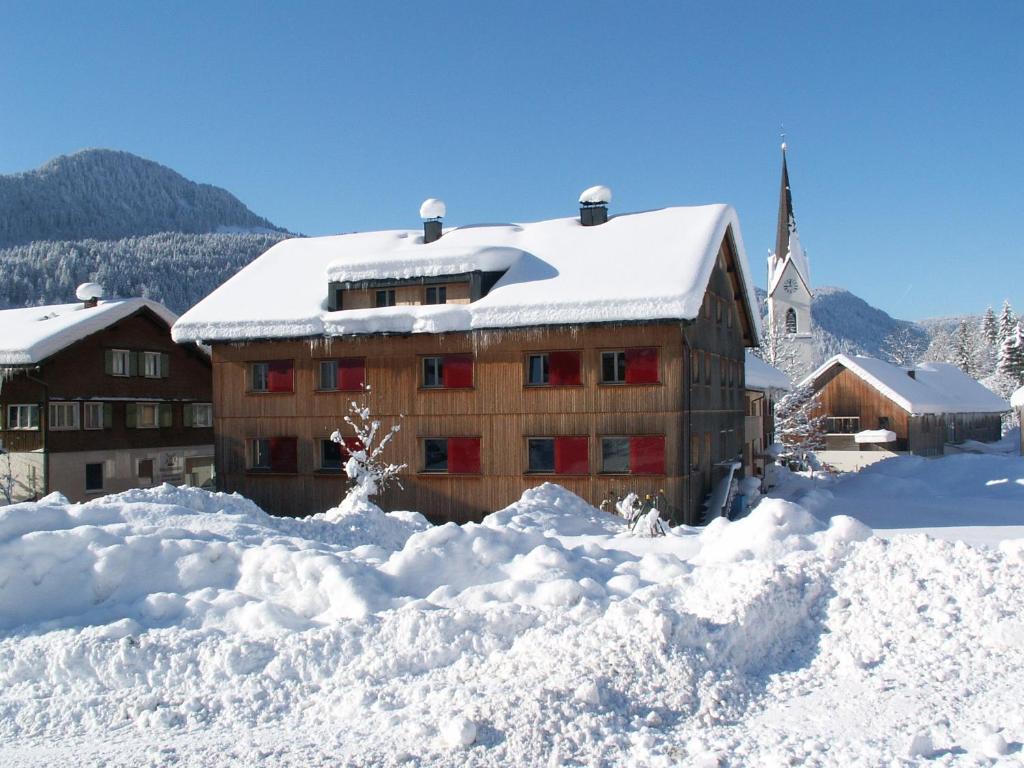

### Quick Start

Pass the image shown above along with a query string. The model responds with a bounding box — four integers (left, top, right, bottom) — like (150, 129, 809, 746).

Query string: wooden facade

(0, 307, 214, 501)
(810, 364, 1002, 459)
(211, 236, 754, 525)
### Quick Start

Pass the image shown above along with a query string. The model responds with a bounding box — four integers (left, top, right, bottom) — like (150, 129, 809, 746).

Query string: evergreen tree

(982, 306, 998, 348)
(997, 322, 1024, 386)
(775, 382, 828, 465)
(954, 320, 978, 376)
(998, 300, 1017, 346)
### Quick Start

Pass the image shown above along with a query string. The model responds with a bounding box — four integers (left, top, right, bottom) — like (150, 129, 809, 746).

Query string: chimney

(75, 282, 104, 309)
(419, 198, 446, 244)
(579, 185, 612, 226)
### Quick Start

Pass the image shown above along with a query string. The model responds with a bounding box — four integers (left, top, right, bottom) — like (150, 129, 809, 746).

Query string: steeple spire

(775, 141, 795, 263)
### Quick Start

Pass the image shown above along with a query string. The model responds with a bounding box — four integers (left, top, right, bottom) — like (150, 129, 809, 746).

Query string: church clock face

(782, 277, 799, 294)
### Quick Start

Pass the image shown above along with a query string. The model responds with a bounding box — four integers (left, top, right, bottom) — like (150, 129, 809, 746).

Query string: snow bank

(1, 481, 1023, 765)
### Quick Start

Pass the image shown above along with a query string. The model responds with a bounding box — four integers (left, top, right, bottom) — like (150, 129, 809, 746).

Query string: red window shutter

(548, 351, 581, 386)
(338, 358, 365, 390)
(269, 437, 298, 473)
(625, 348, 659, 384)
(447, 437, 481, 473)
(554, 437, 589, 474)
(442, 355, 474, 388)
(630, 436, 665, 475)
(267, 361, 294, 392)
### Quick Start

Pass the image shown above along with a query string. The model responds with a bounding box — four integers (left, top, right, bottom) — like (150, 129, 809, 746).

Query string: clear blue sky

(2, 1, 1021, 320)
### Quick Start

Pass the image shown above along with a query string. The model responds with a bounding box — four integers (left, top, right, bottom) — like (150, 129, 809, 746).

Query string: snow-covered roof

(804, 355, 1009, 415)
(172, 205, 760, 344)
(1011, 386, 1024, 409)
(744, 350, 792, 392)
(0, 299, 177, 366)
(854, 429, 897, 444)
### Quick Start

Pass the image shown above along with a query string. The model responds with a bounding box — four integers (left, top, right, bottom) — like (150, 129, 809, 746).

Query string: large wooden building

(0, 291, 214, 502)
(804, 354, 1008, 471)
(173, 194, 762, 525)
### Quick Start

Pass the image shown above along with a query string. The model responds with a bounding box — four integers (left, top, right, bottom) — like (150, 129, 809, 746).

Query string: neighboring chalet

(1013, 387, 1024, 456)
(0, 286, 215, 502)
(743, 350, 790, 487)
(172, 191, 763, 525)
(804, 354, 1008, 471)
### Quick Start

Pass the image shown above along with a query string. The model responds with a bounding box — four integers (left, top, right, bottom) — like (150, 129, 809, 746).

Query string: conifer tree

(998, 322, 1024, 386)
(982, 306, 998, 348)
(954, 320, 978, 376)
(998, 300, 1017, 346)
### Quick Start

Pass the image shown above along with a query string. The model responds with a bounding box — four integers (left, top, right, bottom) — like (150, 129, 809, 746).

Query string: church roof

(767, 144, 811, 294)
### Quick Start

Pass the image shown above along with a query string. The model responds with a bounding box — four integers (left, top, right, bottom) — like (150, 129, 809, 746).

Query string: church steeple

(775, 142, 794, 263)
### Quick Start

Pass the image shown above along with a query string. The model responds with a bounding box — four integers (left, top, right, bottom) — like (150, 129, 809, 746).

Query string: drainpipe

(23, 369, 49, 498)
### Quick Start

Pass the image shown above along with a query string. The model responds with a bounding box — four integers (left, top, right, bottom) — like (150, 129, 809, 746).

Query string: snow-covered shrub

(325, 387, 405, 522)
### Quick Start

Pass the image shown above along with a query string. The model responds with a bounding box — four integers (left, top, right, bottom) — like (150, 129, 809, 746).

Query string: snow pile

(854, 428, 896, 444)
(1, 480, 1023, 765)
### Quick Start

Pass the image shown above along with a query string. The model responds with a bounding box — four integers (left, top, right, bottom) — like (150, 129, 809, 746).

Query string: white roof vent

(419, 198, 446, 220)
(579, 185, 612, 205)
(76, 282, 104, 307)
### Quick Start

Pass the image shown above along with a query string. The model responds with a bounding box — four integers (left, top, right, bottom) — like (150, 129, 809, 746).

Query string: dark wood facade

(810, 364, 1002, 457)
(0, 308, 214, 501)
(211, 236, 754, 525)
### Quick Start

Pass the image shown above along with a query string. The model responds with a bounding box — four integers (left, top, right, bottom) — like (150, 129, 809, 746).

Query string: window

(249, 437, 298, 473)
(422, 355, 473, 389)
(425, 286, 447, 305)
(85, 463, 104, 492)
(83, 402, 107, 430)
(785, 308, 797, 334)
(109, 349, 131, 377)
(527, 437, 589, 474)
(375, 289, 396, 308)
(138, 459, 154, 485)
(250, 361, 293, 393)
(600, 436, 665, 475)
(691, 350, 700, 383)
(6, 404, 39, 430)
(716, 297, 723, 324)
(600, 348, 659, 385)
(320, 439, 344, 471)
(526, 351, 581, 386)
(878, 416, 891, 429)
(690, 434, 701, 470)
(188, 403, 213, 428)
(704, 352, 712, 384)
(318, 358, 365, 391)
(826, 416, 860, 434)
(137, 403, 159, 429)
(422, 437, 481, 474)
(49, 402, 79, 431)
(143, 351, 167, 378)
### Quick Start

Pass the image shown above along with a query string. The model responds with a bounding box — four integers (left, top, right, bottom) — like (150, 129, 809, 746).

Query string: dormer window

(425, 286, 447, 305)
(375, 289, 396, 308)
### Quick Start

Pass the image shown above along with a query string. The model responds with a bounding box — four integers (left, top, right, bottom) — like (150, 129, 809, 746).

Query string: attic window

(375, 289, 396, 308)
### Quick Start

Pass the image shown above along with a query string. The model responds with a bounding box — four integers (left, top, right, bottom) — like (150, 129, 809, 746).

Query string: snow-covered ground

(1, 453, 1023, 766)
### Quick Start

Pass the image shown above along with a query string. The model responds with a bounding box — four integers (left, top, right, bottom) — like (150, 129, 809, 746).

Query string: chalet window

(716, 297, 723, 324)
(826, 416, 860, 434)
(250, 361, 293, 393)
(249, 437, 298, 473)
(7, 404, 39, 430)
(319, 358, 365, 391)
(600, 436, 665, 475)
(425, 286, 447, 305)
(85, 462, 104, 492)
(138, 459, 154, 486)
(703, 352, 712, 384)
(422, 437, 481, 474)
(785, 308, 797, 334)
(422, 355, 473, 389)
(527, 437, 589, 474)
(691, 350, 700, 383)
(186, 403, 213, 428)
(127, 402, 172, 429)
(83, 402, 109, 430)
(320, 439, 344, 472)
(600, 348, 659, 385)
(375, 289, 396, 308)
(526, 351, 581, 386)
(48, 402, 80, 431)
(109, 349, 131, 377)
(143, 351, 168, 378)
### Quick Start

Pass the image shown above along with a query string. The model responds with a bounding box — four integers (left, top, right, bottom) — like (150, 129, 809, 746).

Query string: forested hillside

(0, 149, 286, 247)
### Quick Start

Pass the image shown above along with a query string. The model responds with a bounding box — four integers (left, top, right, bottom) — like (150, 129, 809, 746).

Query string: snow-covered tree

(998, 301, 1017, 347)
(775, 382, 828, 465)
(881, 325, 926, 367)
(982, 307, 998, 348)
(753, 316, 804, 380)
(325, 387, 405, 521)
(954, 320, 980, 376)
(997, 322, 1024, 386)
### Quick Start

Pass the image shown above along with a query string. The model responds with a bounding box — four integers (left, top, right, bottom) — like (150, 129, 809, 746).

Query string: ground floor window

(137, 458, 154, 485)
(526, 437, 589, 474)
(85, 462, 104, 491)
(422, 437, 481, 474)
(249, 437, 298, 473)
(600, 436, 665, 475)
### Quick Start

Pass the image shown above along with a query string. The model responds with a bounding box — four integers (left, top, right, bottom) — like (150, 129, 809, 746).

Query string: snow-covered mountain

(0, 150, 291, 313)
(0, 149, 287, 247)
(757, 285, 930, 364)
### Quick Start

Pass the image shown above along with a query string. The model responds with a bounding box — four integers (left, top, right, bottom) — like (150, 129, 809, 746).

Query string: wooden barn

(803, 354, 1008, 471)
(172, 192, 763, 525)
(0, 289, 214, 502)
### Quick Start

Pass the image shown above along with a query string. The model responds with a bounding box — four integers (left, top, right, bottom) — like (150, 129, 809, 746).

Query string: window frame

(599, 435, 666, 475)
(142, 351, 162, 378)
(249, 360, 294, 393)
(317, 358, 365, 392)
(526, 353, 550, 386)
(191, 403, 213, 428)
(424, 286, 447, 305)
(526, 436, 589, 475)
(319, 437, 346, 472)
(48, 401, 80, 431)
(137, 403, 159, 429)
(421, 354, 473, 390)
(421, 437, 481, 475)
(250, 438, 271, 470)
(600, 350, 627, 385)
(6, 404, 40, 431)
(785, 308, 798, 334)
(110, 349, 131, 377)
(826, 416, 861, 434)
(83, 402, 105, 430)
(375, 288, 397, 308)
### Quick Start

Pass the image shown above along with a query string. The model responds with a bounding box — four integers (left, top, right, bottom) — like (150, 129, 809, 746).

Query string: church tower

(766, 142, 814, 372)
